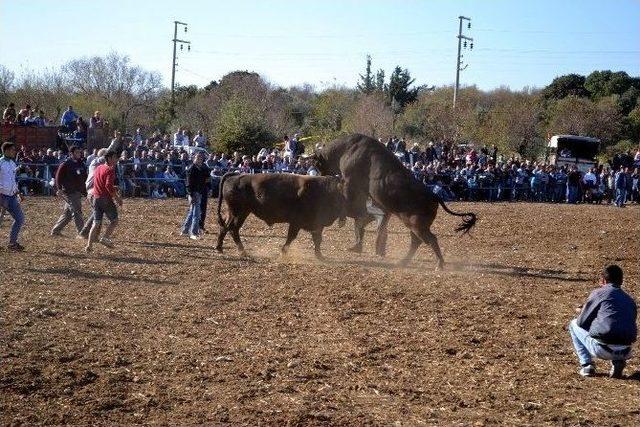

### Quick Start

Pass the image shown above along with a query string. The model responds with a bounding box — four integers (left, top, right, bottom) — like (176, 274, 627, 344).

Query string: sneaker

(579, 364, 596, 377)
(85, 245, 92, 253)
(610, 360, 626, 379)
(189, 234, 198, 240)
(180, 231, 189, 237)
(7, 242, 25, 251)
(99, 237, 114, 248)
(50, 230, 62, 237)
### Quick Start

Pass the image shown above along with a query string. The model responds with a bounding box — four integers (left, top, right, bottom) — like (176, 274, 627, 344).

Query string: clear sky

(1, 0, 639, 91)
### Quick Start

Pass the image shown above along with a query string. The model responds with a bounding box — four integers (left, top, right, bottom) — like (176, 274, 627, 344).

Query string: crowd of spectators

(8, 125, 640, 206)
(3, 103, 109, 148)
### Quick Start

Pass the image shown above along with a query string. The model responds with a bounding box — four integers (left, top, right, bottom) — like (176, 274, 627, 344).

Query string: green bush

(214, 97, 276, 154)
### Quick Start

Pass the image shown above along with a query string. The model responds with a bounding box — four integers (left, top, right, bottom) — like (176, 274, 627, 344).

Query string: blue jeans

(568, 319, 631, 366)
(0, 194, 24, 244)
(567, 185, 579, 204)
(182, 192, 202, 235)
(615, 189, 627, 207)
(554, 185, 565, 203)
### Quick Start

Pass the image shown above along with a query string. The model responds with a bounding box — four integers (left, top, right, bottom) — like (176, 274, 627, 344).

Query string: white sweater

(0, 157, 18, 196)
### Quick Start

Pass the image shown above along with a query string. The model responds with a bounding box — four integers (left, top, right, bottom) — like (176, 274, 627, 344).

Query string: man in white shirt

(173, 127, 185, 147)
(583, 168, 597, 189)
(0, 142, 25, 250)
(133, 128, 144, 147)
(193, 130, 207, 148)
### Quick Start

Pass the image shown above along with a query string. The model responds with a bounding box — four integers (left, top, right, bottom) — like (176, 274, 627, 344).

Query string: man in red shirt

(85, 151, 122, 252)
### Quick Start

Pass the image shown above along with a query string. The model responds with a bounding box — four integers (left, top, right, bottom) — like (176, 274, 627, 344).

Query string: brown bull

(215, 172, 346, 259)
(312, 133, 477, 270)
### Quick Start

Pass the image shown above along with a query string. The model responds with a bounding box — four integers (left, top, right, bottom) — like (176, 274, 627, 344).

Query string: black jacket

(55, 158, 88, 195)
(186, 163, 210, 195)
(577, 284, 637, 345)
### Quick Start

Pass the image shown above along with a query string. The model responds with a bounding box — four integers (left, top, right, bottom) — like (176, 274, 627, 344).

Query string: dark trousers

(199, 189, 209, 229)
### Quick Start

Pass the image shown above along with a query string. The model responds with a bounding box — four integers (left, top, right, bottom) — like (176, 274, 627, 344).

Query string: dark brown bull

(215, 172, 346, 260)
(312, 133, 476, 270)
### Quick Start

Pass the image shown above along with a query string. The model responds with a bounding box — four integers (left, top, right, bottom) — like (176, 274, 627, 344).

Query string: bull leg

(349, 214, 375, 253)
(374, 213, 390, 258)
(230, 213, 248, 257)
(419, 229, 445, 270)
(215, 227, 228, 253)
(281, 225, 300, 256)
(398, 232, 421, 267)
(311, 229, 325, 261)
(401, 216, 445, 270)
(215, 213, 233, 253)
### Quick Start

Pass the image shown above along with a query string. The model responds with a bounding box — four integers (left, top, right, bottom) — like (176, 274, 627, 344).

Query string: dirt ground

(0, 198, 638, 426)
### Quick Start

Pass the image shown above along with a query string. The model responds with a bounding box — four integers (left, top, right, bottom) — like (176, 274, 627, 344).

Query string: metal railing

(13, 161, 636, 204)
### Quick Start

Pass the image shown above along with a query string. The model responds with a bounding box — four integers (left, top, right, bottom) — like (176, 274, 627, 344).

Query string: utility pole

(171, 20, 191, 115)
(453, 16, 473, 109)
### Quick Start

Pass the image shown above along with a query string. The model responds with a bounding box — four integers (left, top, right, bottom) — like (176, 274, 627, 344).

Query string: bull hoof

(239, 250, 249, 258)
(314, 253, 327, 262)
(375, 249, 386, 258)
(435, 262, 445, 271)
(347, 245, 363, 253)
(215, 246, 223, 253)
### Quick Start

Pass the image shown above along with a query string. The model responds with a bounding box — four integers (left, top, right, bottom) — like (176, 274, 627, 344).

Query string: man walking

(51, 146, 88, 236)
(85, 151, 122, 252)
(79, 148, 107, 238)
(569, 265, 637, 378)
(0, 142, 25, 251)
(181, 152, 209, 239)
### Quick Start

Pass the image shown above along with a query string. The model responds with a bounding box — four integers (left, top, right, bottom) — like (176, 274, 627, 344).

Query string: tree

(375, 69, 385, 92)
(547, 96, 623, 145)
(0, 65, 15, 107)
(63, 52, 162, 130)
(357, 55, 375, 94)
(397, 88, 458, 144)
(585, 70, 635, 100)
(310, 88, 357, 140)
(387, 66, 419, 110)
(214, 97, 276, 154)
(542, 74, 589, 100)
(345, 93, 394, 139)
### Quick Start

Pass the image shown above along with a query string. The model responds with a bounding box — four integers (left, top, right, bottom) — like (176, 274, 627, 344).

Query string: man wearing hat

(569, 265, 637, 378)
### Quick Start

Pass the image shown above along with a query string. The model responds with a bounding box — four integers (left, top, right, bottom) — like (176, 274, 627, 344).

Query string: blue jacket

(60, 110, 78, 125)
(577, 284, 637, 345)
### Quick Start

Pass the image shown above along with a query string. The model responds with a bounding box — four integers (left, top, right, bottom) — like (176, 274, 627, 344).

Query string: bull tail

(217, 172, 239, 227)
(437, 197, 477, 234)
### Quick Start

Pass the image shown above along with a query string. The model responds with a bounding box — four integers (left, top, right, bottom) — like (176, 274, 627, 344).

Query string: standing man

(60, 105, 78, 132)
(614, 166, 628, 208)
(568, 265, 637, 378)
(0, 142, 25, 251)
(51, 146, 88, 236)
(181, 152, 209, 239)
(85, 151, 122, 252)
(566, 165, 581, 204)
